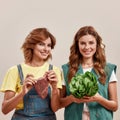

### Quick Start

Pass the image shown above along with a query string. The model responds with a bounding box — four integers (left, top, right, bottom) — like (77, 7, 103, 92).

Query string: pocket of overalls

(24, 87, 52, 116)
(23, 94, 50, 116)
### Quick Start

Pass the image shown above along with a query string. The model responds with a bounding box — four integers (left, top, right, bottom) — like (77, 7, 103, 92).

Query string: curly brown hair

(68, 26, 106, 84)
(21, 28, 56, 63)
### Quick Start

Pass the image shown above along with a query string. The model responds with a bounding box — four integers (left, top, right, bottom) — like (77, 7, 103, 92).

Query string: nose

(43, 45, 49, 51)
(85, 43, 89, 49)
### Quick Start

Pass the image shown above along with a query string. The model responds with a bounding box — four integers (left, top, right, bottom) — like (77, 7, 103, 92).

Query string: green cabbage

(69, 71, 98, 98)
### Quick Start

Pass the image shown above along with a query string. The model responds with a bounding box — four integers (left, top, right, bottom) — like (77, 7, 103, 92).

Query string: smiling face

(33, 37, 52, 61)
(22, 28, 56, 64)
(78, 34, 97, 60)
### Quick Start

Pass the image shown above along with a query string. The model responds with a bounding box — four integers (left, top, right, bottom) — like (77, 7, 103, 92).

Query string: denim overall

(11, 64, 56, 120)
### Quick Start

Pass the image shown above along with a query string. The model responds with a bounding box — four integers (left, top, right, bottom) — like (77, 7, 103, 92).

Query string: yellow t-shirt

(0, 62, 62, 110)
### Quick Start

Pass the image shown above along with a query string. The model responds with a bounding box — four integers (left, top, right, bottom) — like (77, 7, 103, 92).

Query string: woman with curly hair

(0, 28, 62, 120)
(60, 26, 118, 120)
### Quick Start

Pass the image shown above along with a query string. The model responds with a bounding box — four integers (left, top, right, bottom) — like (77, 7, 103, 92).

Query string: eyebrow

(39, 41, 52, 45)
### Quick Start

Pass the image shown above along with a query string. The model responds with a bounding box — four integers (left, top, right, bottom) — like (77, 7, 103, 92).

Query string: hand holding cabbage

(69, 71, 98, 98)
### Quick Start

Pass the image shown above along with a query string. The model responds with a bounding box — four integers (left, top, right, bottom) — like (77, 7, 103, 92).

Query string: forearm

(2, 92, 24, 114)
(59, 95, 74, 108)
(97, 96, 118, 111)
(51, 88, 60, 112)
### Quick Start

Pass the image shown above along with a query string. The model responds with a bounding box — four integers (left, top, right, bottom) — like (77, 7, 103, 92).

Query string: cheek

(49, 47, 52, 50)
(78, 45, 84, 52)
(34, 45, 41, 50)
(92, 46, 97, 54)
(93, 45, 97, 51)
(79, 47, 84, 55)
(47, 47, 52, 52)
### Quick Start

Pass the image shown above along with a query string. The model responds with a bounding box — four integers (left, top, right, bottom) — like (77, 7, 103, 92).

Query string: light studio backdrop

(0, 0, 120, 120)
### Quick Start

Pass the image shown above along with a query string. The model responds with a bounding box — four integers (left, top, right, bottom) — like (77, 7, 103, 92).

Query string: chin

(83, 56, 92, 59)
(42, 56, 49, 60)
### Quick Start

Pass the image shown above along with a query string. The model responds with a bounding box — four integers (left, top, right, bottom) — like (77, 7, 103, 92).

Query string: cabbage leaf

(69, 71, 98, 98)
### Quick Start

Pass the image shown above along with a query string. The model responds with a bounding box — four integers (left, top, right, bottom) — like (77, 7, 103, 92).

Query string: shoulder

(52, 65, 61, 71)
(49, 64, 61, 75)
(7, 65, 18, 74)
(106, 62, 117, 67)
(105, 62, 117, 73)
(61, 63, 70, 77)
(62, 63, 69, 69)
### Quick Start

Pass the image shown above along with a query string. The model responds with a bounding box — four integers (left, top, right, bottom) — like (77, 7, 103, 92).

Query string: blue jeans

(11, 87, 56, 120)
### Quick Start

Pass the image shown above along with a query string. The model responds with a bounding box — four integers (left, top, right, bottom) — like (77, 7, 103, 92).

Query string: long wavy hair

(68, 26, 106, 84)
(21, 28, 56, 63)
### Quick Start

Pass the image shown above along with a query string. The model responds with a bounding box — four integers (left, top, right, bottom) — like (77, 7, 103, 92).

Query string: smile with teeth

(41, 52, 48, 56)
(84, 51, 91, 54)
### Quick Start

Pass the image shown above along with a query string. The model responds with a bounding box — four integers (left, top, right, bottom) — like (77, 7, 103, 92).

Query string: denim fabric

(11, 64, 56, 120)
(11, 87, 56, 120)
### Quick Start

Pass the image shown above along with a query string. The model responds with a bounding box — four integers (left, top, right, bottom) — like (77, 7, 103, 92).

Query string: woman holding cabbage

(59, 26, 118, 120)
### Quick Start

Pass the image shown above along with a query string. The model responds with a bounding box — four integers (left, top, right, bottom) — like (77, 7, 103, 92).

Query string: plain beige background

(0, 0, 119, 120)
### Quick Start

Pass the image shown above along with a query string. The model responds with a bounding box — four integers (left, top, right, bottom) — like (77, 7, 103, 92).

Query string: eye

(48, 44, 52, 48)
(38, 42, 44, 46)
(79, 41, 85, 45)
(89, 41, 95, 45)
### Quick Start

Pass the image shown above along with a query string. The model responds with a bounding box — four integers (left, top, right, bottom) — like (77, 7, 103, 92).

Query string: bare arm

(85, 82, 118, 111)
(97, 82, 118, 111)
(2, 90, 24, 114)
(51, 88, 60, 112)
(58, 78, 118, 111)
(2, 74, 36, 114)
(51, 86, 75, 111)
(59, 86, 74, 108)
(46, 70, 78, 112)
(47, 70, 60, 112)
(59, 86, 90, 108)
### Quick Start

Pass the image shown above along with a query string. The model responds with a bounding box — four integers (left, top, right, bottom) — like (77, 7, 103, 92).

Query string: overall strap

(49, 64, 53, 70)
(17, 64, 52, 85)
(17, 64, 24, 85)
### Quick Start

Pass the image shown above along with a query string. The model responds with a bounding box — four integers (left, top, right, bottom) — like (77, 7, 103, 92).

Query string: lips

(84, 51, 91, 55)
(40, 52, 49, 56)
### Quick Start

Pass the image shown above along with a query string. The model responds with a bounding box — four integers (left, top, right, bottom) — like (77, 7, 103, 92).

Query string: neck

(27, 60, 45, 67)
(82, 59, 93, 68)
